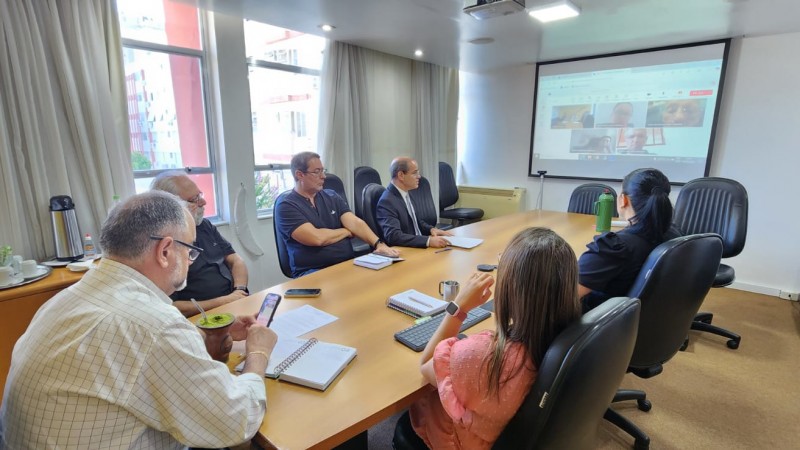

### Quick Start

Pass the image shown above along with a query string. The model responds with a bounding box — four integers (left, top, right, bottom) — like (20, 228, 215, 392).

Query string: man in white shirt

(376, 157, 453, 248)
(0, 191, 277, 449)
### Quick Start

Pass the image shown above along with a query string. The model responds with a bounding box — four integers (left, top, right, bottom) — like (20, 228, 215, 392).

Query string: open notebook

(237, 336, 357, 391)
(387, 289, 447, 318)
(444, 237, 483, 249)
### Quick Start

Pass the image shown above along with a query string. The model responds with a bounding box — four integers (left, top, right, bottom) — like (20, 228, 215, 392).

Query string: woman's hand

(453, 272, 495, 312)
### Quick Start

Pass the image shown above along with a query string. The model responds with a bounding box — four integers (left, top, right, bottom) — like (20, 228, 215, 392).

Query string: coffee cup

(21, 260, 38, 278)
(196, 312, 235, 363)
(439, 280, 460, 302)
(0, 266, 15, 285)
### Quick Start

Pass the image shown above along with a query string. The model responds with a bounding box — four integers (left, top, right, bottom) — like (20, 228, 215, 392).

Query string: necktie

(405, 195, 422, 236)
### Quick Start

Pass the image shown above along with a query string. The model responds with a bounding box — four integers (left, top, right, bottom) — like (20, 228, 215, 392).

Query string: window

(117, 0, 218, 218)
(245, 20, 325, 213)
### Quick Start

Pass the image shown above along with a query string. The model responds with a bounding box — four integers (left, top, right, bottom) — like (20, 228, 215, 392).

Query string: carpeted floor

(365, 288, 800, 449)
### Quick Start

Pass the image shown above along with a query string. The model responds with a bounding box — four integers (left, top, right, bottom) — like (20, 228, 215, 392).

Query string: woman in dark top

(578, 168, 680, 311)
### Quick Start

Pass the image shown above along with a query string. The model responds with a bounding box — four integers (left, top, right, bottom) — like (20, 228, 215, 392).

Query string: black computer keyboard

(394, 308, 492, 352)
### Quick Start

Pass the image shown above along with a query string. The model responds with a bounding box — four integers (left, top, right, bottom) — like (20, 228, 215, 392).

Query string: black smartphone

(284, 288, 322, 298)
(256, 293, 282, 327)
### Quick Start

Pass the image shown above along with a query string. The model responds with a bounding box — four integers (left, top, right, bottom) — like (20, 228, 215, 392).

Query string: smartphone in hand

(256, 293, 282, 327)
(284, 288, 322, 298)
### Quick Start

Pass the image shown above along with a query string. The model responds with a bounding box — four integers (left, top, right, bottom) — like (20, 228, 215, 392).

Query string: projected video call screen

(529, 40, 730, 184)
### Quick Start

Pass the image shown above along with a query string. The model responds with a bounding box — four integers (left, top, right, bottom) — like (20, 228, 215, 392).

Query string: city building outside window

(117, 0, 218, 218)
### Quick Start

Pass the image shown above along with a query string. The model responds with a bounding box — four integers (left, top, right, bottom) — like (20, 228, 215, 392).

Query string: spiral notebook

(387, 289, 447, 318)
(237, 336, 357, 391)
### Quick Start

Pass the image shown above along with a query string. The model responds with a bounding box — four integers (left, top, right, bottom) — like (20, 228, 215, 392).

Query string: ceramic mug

(21, 260, 38, 278)
(0, 266, 15, 285)
(439, 280, 460, 302)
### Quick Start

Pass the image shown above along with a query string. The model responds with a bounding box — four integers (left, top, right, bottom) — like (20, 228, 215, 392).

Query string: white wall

(460, 32, 800, 296)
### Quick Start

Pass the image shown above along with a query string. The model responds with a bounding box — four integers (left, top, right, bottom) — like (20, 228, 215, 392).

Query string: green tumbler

(595, 190, 614, 232)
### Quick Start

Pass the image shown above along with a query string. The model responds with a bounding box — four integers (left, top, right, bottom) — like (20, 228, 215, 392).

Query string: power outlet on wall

(778, 290, 799, 301)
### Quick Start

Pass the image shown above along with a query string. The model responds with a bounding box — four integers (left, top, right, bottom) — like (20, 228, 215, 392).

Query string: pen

(435, 247, 452, 254)
(408, 296, 433, 308)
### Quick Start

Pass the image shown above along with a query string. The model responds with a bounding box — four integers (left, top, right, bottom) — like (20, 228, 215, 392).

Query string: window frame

(247, 48, 323, 215)
(120, 9, 221, 219)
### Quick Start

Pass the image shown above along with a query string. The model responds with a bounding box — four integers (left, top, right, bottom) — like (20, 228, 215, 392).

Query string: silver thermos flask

(50, 195, 84, 261)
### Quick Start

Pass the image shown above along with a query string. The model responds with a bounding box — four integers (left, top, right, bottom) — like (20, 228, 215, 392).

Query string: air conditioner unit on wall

(463, 0, 526, 20)
(455, 186, 526, 220)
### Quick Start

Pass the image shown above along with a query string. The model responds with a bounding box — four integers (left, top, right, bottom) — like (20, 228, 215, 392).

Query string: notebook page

(235, 335, 307, 378)
(279, 341, 357, 391)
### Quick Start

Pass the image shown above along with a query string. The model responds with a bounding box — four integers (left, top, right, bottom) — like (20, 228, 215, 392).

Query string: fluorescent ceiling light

(528, 0, 580, 23)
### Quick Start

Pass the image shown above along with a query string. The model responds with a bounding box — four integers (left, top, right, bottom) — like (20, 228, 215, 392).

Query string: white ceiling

(202, 0, 800, 72)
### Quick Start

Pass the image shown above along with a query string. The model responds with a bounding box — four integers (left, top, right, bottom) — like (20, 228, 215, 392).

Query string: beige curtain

(0, 0, 133, 260)
(317, 41, 371, 206)
(412, 61, 459, 208)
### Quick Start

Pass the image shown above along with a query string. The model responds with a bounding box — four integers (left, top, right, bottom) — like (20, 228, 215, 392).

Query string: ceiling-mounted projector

(464, 0, 526, 20)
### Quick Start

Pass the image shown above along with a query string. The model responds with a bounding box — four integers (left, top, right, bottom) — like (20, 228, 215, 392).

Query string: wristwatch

(234, 285, 249, 295)
(373, 238, 384, 248)
(445, 302, 467, 321)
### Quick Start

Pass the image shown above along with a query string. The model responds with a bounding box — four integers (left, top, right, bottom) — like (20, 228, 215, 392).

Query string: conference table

(207, 210, 600, 450)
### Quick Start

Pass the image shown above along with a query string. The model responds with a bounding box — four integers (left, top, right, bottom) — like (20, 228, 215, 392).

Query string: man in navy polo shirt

(151, 171, 251, 316)
(276, 152, 399, 278)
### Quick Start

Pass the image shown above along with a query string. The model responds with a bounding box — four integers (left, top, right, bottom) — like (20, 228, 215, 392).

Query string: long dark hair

(622, 168, 673, 242)
(485, 228, 581, 395)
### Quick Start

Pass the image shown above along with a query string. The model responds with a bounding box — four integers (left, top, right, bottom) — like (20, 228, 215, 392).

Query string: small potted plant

(0, 245, 12, 267)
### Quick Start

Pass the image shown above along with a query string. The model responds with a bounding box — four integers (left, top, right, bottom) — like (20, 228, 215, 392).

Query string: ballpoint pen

(435, 247, 453, 254)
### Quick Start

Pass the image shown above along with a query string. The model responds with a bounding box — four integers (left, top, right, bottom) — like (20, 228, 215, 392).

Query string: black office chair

(568, 183, 619, 217)
(604, 234, 723, 450)
(438, 161, 483, 227)
(324, 172, 371, 256)
(323, 173, 348, 202)
(272, 191, 293, 278)
(354, 166, 382, 220)
(410, 176, 452, 231)
(392, 297, 640, 450)
(673, 177, 748, 349)
(361, 183, 386, 240)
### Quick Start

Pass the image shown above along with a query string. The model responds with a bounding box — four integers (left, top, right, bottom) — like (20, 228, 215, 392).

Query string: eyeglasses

(405, 170, 421, 178)
(186, 192, 204, 205)
(304, 168, 328, 176)
(149, 235, 204, 261)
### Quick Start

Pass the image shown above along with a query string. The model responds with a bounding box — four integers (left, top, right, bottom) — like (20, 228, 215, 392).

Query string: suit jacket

(376, 184, 435, 248)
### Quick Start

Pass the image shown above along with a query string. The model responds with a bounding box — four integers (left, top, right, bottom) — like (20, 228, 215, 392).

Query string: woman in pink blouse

(394, 227, 582, 449)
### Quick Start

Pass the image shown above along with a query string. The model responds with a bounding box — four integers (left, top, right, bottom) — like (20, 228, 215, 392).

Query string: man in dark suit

(376, 157, 453, 248)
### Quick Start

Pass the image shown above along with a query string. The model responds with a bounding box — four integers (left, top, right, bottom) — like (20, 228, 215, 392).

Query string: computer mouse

(477, 264, 497, 272)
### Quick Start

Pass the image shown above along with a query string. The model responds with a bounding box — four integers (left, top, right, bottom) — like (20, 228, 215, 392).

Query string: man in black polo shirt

(275, 152, 399, 278)
(151, 171, 250, 316)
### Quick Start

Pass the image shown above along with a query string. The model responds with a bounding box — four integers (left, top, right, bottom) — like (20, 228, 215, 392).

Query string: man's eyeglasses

(149, 235, 203, 261)
(304, 168, 328, 176)
(405, 170, 421, 178)
(186, 192, 204, 205)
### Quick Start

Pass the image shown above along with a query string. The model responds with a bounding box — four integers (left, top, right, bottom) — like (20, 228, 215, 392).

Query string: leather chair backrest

(626, 233, 723, 371)
(361, 183, 386, 239)
(494, 297, 641, 450)
(354, 166, 382, 218)
(322, 173, 348, 207)
(410, 176, 439, 227)
(272, 190, 293, 278)
(438, 161, 460, 211)
(568, 183, 618, 217)
(673, 177, 748, 258)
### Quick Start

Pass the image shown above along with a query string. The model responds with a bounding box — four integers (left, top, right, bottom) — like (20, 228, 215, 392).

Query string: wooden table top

(0, 266, 84, 303)
(202, 210, 600, 450)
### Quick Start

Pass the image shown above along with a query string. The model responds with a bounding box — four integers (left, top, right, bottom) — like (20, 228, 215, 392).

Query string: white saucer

(23, 266, 49, 280)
